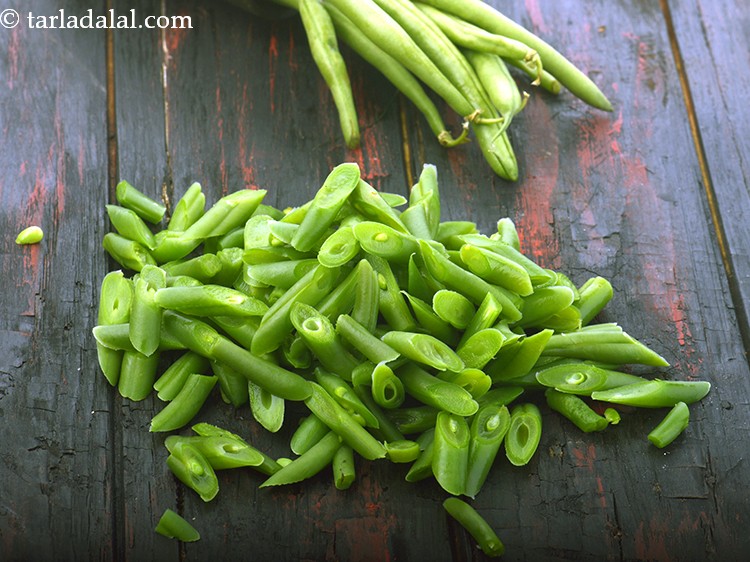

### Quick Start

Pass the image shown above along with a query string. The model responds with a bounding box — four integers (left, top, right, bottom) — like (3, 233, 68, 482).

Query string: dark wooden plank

(400, 0, 750, 560)
(0, 1, 113, 559)
(111, 0, 180, 560)
(667, 0, 750, 354)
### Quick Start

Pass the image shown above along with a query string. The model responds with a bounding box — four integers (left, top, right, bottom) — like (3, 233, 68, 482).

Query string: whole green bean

(300, 0, 360, 148)
(419, 0, 612, 111)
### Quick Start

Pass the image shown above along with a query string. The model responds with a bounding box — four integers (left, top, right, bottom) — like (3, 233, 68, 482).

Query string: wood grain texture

(0, 0, 112, 559)
(1, 0, 749, 560)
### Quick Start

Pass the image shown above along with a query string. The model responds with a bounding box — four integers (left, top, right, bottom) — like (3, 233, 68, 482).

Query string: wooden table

(2, 1, 748, 560)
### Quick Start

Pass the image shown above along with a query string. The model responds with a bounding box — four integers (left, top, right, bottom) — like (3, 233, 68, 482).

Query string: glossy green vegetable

(591, 380, 711, 408)
(15, 225, 44, 245)
(505, 403, 542, 466)
(648, 402, 690, 448)
(432, 411, 469, 496)
(545, 389, 608, 433)
(155, 509, 200, 542)
(150, 374, 218, 432)
(443, 497, 505, 557)
(116, 180, 166, 224)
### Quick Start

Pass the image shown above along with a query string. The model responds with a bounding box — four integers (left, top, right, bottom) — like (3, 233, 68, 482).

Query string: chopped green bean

(443, 497, 505, 557)
(648, 402, 690, 448)
(155, 508, 200, 542)
(505, 403, 542, 467)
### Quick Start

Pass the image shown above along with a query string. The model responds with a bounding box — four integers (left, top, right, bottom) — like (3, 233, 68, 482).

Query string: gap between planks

(660, 0, 750, 363)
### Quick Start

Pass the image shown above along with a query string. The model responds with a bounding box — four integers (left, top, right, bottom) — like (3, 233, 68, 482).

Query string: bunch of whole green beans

(94, 164, 709, 553)
(227, 0, 612, 180)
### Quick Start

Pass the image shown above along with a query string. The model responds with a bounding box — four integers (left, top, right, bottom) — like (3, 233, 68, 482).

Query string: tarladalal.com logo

(0, 8, 192, 29)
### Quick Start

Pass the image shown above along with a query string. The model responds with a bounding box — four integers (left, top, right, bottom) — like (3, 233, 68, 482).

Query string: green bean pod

(591, 380, 711, 408)
(191, 423, 281, 474)
(386, 405, 439, 435)
(260, 431, 342, 487)
(248, 380, 285, 433)
(398, 363, 478, 417)
(465, 403, 511, 498)
(354, 221, 419, 263)
(245, 259, 319, 290)
(251, 264, 340, 356)
(154, 351, 211, 401)
(366, 254, 418, 331)
(161, 254, 222, 284)
(155, 509, 200, 542)
(211, 360, 250, 408)
(336, 314, 400, 364)
(118, 350, 160, 401)
(106, 205, 156, 250)
(432, 411, 470, 496)
(165, 440, 219, 502)
(332, 444, 357, 489)
(349, 179, 409, 233)
(96, 271, 133, 386)
(150, 374, 218, 432)
(405, 428, 435, 482)
(155, 285, 268, 317)
(182, 189, 267, 242)
(351, 258, 380, 333)
(516, 286, 576, 329)
(163, 311, 313, 401)
(458, 293, 503, 347)
(102, 232, 156, 272)
(456, 328, 505, 370)
(484, 329, 553, 382)
(476, 386, 525, 410)
(419, 240, 522, 321)
(384, 439, 421, 463)
(382, 331, 464, 372)
(438, 368, 491, 399)
(442, 497, 505, 557)
(129, 264, 167, 355)
(371, 361, 406, 409)
(116, 180, 166, 224)
(545, 389, 608, 433)
(304, 382, 387, 460)
(505, 403, 543, 466)
(459, 244, 532, 296)
(300, 0, 360, 148)
(435, 221, 479, 249)
(542, 324, 670, 367)
(576, 276, 614, 326)
(291, 415, 331, 456)
(315, 368, 380, 428)
(291, 303, 360, 379)
(534, 361, 645, 396)
(168, 182, 205, 232)
(432, 289, 476, 329)
(457, 234, 552, 285)
(318, 226, 360, 268)
(648, 402, 690, 448)
(400, 164, 440, 240)
(292, 163, 361, 252)
(402, 292, 458, 346)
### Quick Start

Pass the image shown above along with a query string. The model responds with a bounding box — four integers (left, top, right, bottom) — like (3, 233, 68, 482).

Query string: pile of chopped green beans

(231, 0, 612, 180)
(95, 163, 710, 554)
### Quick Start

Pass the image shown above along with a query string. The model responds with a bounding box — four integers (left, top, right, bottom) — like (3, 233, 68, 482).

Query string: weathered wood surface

(1, 0, 749, 560)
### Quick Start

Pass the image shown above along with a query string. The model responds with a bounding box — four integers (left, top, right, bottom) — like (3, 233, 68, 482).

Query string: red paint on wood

(164, 25, 187, 56)
(595, 476, 607, 509)
(237, 83, 257, 189)
(635, 516, 672, 562)
(516, 96, 559, 268)
(268, 34, 278, 113)
(524, 0, 549, 34)
(571, 443, 596, 472)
